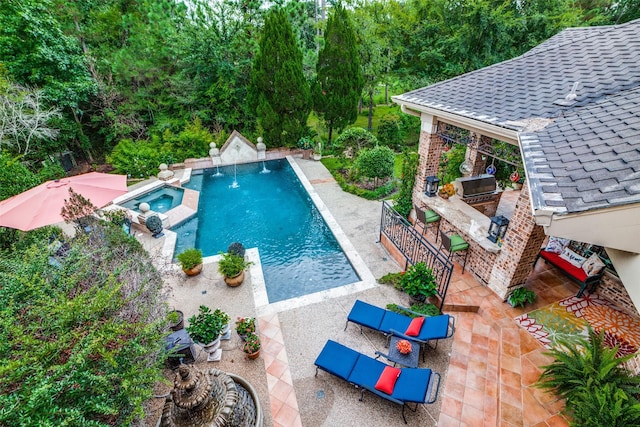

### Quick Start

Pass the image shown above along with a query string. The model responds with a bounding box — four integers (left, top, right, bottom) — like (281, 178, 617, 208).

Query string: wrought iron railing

(379, 201, 453, 309)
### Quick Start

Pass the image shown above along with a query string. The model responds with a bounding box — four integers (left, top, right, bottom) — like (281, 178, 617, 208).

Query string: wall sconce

(425, 176, 440, 197)
(488, 215, 509, 243)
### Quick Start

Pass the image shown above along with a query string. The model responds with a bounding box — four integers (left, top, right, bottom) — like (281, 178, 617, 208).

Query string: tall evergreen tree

(248, 8, 311, 148)
(314, 3, 363, 145)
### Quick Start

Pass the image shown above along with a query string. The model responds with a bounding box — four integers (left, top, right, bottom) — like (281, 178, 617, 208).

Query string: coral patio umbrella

(0, 172, 128, 231)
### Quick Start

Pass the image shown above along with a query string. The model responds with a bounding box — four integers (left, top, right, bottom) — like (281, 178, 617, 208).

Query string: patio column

(468, 133, 491, 176)
(414, 114, 442, 195)
(487, 183, 547, 298)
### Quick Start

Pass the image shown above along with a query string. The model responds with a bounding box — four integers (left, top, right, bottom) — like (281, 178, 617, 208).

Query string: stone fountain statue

(159, 365, 263, 427)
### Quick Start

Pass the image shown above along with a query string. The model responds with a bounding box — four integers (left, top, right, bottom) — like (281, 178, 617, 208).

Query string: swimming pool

(120, 185, 185, 213)
(173, 159, 360, 303)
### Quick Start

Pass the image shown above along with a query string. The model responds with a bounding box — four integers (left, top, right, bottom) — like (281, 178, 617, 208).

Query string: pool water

(121, 185, 185, 213)
(173, 159, 360, 303)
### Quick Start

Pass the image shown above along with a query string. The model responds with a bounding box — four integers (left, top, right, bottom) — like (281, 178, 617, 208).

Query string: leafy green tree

(0, 222, 168, 426)
(0, 151, 40, 201)
(354, 145, 395, 188)
(394, 150, 418, 218)
(248, 7, 311, 148)
(377, 114, 402, 149)
(333, 127, 377, 156)
(314, 3, 364, 145)
(107, 138, 165, 178)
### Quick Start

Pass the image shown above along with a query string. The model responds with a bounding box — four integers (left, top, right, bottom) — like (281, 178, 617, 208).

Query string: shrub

(507, 287, 536, 307)
(377, 114, 402, 149)
(186, 306, 230, 344)
(0, 151, 39, 200)
(536, 327, 640, 421)
(0, 222, 167, 426)
(400, 262, 438, 300)
(218, 252, 252, 278)
(354, 146, 395, 188)
(227, 242, 246, 258)
(394, 150, 418, 219)
(107, 138, 163, 178)
(334, 127, 377, 156)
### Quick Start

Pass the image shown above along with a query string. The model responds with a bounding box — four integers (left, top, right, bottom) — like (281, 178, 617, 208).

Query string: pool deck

(139, 157, 573, 427)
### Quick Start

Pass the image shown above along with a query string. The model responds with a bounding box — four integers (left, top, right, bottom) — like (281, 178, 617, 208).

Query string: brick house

(392, 18, 640, 316)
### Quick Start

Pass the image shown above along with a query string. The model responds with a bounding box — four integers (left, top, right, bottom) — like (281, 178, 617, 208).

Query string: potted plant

(400, 262, 438, 302)
(186, 306, 230, 362)
(218, 252, 253, 287)
(168, 309, 184, 331)
(227, 242, 246, 258)
(507, 287, 537, 308)
(177, 248, 203, 276)
(437, 183, 456, 199)
(242, 332, 261, 359)
(235, 317, 256, 340)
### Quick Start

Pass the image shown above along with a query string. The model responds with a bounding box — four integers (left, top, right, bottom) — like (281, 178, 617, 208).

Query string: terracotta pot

(183, 264, 203, 276)
(438, 193, 449, 200)
(224, 270, 245, 287)
(245, 348, 260, 360)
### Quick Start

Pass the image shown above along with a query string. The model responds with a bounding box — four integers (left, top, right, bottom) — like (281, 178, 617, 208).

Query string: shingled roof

(394, 18, 640, 215)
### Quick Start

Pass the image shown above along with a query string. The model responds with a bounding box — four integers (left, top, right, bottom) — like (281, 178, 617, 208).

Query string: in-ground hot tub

(120, 185, 185, 213)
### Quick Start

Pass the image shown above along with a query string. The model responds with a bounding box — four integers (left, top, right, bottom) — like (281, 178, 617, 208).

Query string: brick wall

(598, 273, 640, 318)
(488, 184, 547, 298)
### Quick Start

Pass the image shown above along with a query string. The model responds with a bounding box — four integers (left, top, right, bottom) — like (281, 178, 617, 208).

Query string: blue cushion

(348, 300, 386, 330)
(391, 368, 431, 403)
(416, 315, 451, 341)
(379, 311, 412, 335)
(348, 352, 386, 391)
(314, 340, 360, 380)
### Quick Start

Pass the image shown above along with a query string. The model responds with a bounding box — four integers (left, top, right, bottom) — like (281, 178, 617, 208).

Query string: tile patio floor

(150, 159, 621, 426)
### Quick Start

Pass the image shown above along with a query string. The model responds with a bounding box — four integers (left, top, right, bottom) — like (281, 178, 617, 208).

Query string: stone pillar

(209, 143, 221, 166)
(157, 163, 175, 181)
(469, 133, 491, 176)
(415, 114, 442, 195)
(487, 183, 547, 298)
(256, 137, 266, 160)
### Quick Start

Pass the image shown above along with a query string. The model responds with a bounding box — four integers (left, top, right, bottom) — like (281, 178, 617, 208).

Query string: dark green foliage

(176, 248, 203, 270)
(186, 306, 230, 345)
(0, 151, 40, 200)
(507, 287, 537, 308)
(227, 242, 246, 258)
(570, 383, 640, 426)
(333, 127, 378, 155)
(379, 271, 404, 288)
(536, 327, 640, 423)
(439, 144, 466, 184)
(354, 146, 395, 187)
(248, 8, 310, 148)
(314, 3, 364, 145)
(36, 159, 66, 182)
(0, 223, 167, 426)
(394, 151, 418, 219)
(399, 261, 438, 300)
(377, 114, 402, 149)
(107, 139, 164, 179)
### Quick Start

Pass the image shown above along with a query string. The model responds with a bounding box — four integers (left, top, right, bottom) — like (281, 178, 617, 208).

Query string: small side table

(377, 336, 420, 368)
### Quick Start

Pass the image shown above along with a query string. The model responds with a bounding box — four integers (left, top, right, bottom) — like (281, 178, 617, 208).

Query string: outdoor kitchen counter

(417, 193, 502, 254)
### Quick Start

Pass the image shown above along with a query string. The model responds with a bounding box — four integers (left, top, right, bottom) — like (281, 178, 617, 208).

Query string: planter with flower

(400, 262, 438, 303)
(437, 183, 456, 200)
(218, 252, 253, 287)
(235, 317, 256, 341)
(242, 332, 261, 359)
(186, 305, 230, 361)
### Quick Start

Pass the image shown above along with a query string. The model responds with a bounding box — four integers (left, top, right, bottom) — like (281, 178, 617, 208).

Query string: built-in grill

(455, 174, 497, 198)
(454, 174, 502, 216)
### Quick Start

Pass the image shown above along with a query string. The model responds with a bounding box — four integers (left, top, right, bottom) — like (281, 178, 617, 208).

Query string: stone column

(468, 133, 491, 176)
(415, 114, 442, 195)
(487, 183, 547, 298)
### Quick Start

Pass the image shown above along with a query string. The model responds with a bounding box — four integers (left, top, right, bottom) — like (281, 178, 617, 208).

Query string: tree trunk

(367, 91, 374, 131)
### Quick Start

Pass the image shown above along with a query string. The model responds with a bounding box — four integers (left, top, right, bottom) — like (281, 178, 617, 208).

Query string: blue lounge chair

(314, 340, 441, 424)
(344, 299, 455, 358)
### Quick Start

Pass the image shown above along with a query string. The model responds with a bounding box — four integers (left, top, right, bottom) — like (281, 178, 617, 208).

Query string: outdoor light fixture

(488, 215, 510, 243)
(425, 176, 440, 197)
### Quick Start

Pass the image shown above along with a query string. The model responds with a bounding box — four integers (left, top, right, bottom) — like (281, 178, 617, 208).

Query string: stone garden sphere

(139, 202, 150, 213)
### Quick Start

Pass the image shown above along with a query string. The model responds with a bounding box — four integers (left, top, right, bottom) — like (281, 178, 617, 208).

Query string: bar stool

(439, 230, 470, 273)
(414, 205, 441, 240)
